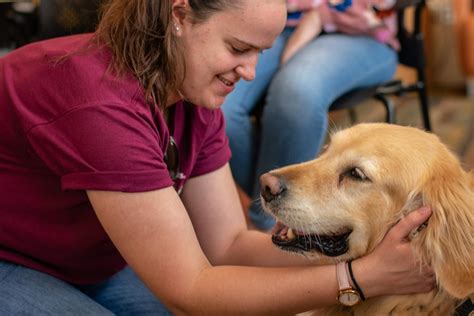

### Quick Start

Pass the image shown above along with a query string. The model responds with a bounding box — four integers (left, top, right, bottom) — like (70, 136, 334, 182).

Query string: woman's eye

(231, 46, 248, 54)
(348, 167, 368, 181)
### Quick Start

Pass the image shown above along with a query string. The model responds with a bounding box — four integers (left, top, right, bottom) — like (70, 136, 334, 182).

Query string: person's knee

(264, 79, 329, 121)
(0, 262, 112, 315)
(268, 64, 329, 106)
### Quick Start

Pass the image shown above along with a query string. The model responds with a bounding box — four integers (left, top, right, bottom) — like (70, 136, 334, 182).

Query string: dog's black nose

(260, 173, 286, 202)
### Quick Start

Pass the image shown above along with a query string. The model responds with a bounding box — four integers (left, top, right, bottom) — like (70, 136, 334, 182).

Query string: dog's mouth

(271, 222, 352, 257)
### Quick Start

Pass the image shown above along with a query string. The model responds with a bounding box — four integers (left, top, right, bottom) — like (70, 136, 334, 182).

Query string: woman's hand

(352, 206, 436, 298)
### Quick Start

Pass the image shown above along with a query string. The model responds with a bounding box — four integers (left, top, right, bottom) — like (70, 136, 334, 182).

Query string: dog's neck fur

(313, 290, 461, 316)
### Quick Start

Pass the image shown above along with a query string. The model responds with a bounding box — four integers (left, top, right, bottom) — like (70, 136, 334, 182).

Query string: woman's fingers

(388, 206, 432, 242)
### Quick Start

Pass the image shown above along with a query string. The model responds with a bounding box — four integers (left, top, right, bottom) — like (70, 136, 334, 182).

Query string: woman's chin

(201, 96, 226, 110)
(184, 90, 226, 110)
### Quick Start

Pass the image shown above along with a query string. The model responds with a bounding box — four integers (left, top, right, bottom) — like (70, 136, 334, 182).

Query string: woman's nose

(235, 55, 257, 81)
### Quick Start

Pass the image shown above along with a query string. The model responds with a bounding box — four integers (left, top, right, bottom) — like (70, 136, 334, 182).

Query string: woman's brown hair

(94, 0, 240, 111)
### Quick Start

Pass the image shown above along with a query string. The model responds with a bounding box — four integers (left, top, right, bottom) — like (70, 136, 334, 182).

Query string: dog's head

(261, 123, 473, 299)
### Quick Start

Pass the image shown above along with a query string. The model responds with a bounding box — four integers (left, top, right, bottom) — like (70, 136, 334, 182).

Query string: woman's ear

(414, 168, 474, 299)
(171, 0, 188, 35)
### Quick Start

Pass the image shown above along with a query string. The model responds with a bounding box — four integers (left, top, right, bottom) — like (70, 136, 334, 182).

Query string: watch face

(338, 290, 360, 306)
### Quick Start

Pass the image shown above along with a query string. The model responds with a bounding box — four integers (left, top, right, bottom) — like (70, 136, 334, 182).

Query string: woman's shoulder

(1, 34, 144, 131)
(6, 34, 136, 88)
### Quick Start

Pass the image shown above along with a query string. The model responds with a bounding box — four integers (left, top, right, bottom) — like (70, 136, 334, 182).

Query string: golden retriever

(260, 123, 473, 315)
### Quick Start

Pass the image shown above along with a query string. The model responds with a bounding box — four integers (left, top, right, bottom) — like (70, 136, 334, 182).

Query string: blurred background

(329, 0, 474, 171)
(0, 0, 472, 170)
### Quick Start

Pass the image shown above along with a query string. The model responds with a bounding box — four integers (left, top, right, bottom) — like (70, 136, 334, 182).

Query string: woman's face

(175, 0, 287, 109)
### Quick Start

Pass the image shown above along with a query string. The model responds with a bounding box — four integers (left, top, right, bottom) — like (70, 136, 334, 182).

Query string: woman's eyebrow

(233, 38, 270, 50)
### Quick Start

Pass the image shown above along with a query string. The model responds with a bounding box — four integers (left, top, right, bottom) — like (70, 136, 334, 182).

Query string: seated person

(282, 0, 399, 64)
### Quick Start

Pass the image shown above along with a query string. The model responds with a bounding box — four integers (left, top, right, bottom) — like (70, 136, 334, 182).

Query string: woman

(222, 0, 399, 231)
(0, 0, 433, 314)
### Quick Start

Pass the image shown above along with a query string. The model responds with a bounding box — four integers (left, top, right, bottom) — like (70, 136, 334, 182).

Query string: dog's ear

(414, 168, 474, 299)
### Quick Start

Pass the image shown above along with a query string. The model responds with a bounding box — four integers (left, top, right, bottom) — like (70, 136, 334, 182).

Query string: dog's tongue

(272, 221, 301, 240)
(272, 221, 300, 242)
(272, 221, 288, 236)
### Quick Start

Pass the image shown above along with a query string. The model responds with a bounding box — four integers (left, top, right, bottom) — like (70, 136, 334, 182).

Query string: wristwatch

(336, 261, 361, 306)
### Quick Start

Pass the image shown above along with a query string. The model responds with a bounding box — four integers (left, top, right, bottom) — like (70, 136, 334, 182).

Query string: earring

(173, 23, 180, 33)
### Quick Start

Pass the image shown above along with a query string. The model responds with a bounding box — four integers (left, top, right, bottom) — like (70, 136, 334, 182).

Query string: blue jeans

(222, 29, 397, 230)
(0, 261, 172, 315)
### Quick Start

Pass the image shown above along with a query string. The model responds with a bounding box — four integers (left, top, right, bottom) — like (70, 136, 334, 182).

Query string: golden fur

(261, 123, 474, 315)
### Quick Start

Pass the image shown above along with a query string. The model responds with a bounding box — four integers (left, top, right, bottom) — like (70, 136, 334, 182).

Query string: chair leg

(375, 94, 396, 124)
(417, 87, 431, 131)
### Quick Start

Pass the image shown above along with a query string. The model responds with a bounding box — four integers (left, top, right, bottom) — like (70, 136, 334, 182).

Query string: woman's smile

(217, 75, 236, 94)
(217, 75, 234, 87)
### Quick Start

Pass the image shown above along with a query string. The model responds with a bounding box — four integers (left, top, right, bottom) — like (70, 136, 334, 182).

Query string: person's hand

(352, 206, 436, 298)
(328, 2, 375, 35)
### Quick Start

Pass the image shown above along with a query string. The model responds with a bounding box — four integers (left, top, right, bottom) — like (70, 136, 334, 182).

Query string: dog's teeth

(287, 228, 295, 240)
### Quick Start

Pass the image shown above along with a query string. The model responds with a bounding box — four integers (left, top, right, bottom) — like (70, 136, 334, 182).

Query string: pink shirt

(0, 34, 231, 284)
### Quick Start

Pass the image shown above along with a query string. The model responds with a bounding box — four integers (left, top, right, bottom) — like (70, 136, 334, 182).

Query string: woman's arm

(87, 175, 339, 315)
(87, 164, 434, 315)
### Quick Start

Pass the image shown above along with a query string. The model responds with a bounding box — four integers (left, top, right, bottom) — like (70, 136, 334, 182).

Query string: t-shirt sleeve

(25, 103, 174, 192)
(190, 109, 231, 178)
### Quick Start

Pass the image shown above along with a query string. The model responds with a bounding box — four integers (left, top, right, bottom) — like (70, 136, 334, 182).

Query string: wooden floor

(328, 90, 474, 171)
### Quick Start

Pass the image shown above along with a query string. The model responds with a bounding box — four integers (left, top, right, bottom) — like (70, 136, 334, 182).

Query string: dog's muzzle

(260, 172, 352, 256)
(272, 222, 352, 257)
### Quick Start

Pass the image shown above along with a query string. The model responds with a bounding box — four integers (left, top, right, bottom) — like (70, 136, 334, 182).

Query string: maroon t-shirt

(0, 34, 231, 284)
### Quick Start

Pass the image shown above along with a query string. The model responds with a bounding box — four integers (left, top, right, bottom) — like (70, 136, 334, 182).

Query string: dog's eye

(346, 167, 368, 181)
